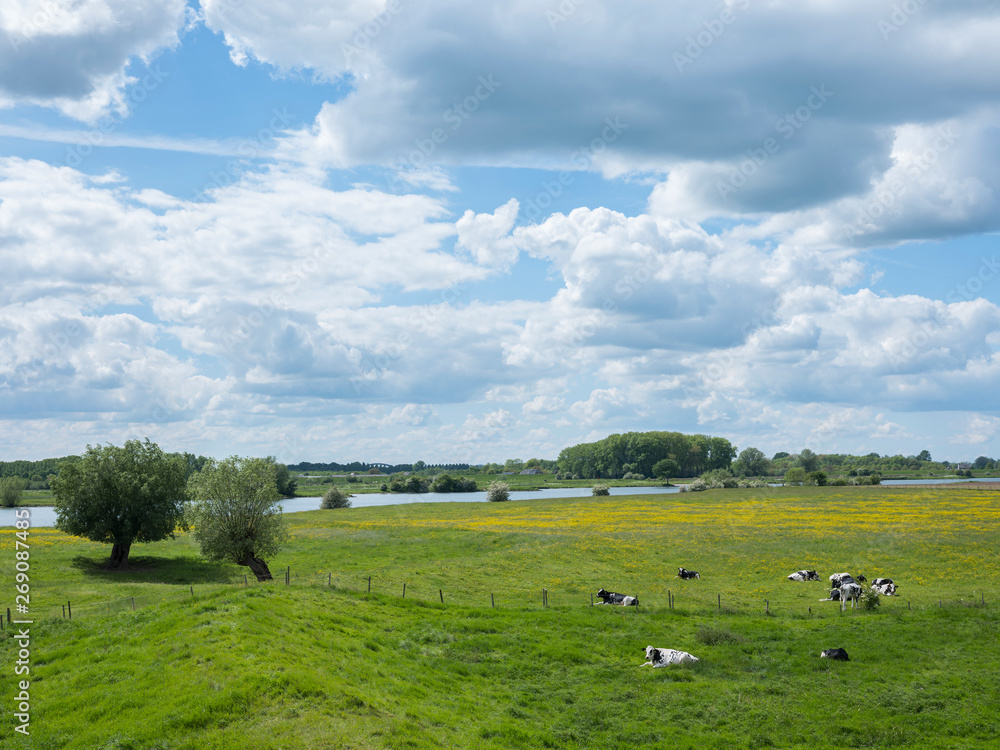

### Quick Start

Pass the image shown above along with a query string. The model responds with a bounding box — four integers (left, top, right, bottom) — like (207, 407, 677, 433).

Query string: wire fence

(1, 566, 991, 627)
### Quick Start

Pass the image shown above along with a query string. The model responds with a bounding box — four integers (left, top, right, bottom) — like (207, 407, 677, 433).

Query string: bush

(592, 485, 610, 496)
(486, 481, 510, 502)
(737, 478, 769, 488)
(572, 473, 581, 480)
(681, 478, 708, 492)
(622, 472, 646, 480)
(320, 487, 352, 509)
(858, 585, 881, 610)
(784, 467, 806, 485)
(829, 477, 849, 486)
(808, 471, 828, 486)
(0, 476, 25, 507)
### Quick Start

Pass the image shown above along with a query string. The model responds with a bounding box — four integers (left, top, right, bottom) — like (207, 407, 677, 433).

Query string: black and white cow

(596, 588, 639, 606)
(641, 646, 699, 667)
(829, 572, 858, 589)
(820, 648, 850, 661)
(787, 570, 821, 581)
(871, 578, 897, 596)
(821, 582, 862, 608)
(677, 567, 701, 580)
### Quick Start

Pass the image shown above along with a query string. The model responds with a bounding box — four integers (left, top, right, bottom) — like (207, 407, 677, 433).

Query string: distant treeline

(288, 461, 471, 474)
(557, 431, 737, 479)
(0, 456, 80, 480)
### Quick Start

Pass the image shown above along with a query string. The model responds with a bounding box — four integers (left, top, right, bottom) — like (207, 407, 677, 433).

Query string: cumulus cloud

(0, 0, 187, 121)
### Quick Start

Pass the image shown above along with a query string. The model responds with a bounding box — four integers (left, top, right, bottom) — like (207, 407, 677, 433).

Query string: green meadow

(2, 486, 999, 749)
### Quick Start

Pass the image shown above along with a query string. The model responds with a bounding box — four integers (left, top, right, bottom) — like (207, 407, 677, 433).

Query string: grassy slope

(2, 486, 999, 749)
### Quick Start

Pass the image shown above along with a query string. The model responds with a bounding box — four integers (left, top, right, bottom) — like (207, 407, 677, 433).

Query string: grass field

(2, 485, 999, 749)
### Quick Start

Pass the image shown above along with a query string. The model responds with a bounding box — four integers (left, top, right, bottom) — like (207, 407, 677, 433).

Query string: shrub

(808, 471, 828, 486)
(829, 477, 849, 486)
(486, 481, 510, 502)
(784, 468, 806, 485)
(320, 487, 352, 509)
(737, 478, 769, 488)
(858, 585, 881, 610)
(681, 478, 708, 492)
(592, 485, 610, 496)
(0, 476, 25, 507)
(572, 473, 581, 480)
(622, 472, 646, 480)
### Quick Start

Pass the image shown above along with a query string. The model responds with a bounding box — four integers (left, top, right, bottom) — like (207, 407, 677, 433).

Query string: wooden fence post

(403, 583, 406, 598)
(718, 594, 721, 610)
(190, 586, 194, 598)
(131, 597, 135, 611)
(286, 566, 290, 585)
(368, 576, 372, 593)
(68, 601, 72, 620)
(62, 604, 66, 619)
(244, 574, 248, 587)
(491, 593, 495, 608)
(439, 589, 444, 604)
(765, 599, 770, 615)
(328, 572, 332, 587)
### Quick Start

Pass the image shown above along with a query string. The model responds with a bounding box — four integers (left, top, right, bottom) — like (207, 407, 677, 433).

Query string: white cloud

(0, 0, 187, 122)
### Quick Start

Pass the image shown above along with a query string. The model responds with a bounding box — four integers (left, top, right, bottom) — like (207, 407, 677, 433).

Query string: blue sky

(1, 0, 998, 465)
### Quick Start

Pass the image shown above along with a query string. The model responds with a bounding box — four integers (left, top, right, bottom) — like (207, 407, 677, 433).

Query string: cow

(871, 578, 897, 596)
(787, 570, 821, 582)
(596, 588, 639, 606)
(821, 582, 861, 608)
(641, 646, 699, 667)
(829, 572, 857, 589)
(677, 567, 701, 580)
(820, 648, 850, 661)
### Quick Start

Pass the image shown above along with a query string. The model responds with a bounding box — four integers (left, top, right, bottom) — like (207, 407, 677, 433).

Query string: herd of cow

(597, 567, 899, 667)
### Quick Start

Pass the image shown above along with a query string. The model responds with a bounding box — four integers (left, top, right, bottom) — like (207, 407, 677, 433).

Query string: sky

(1, 0, 999, 466)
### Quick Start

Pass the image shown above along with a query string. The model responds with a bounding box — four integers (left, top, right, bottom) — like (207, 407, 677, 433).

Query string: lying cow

(871, 578, 897, 596)
(820, 648, 850, 661)
(787, 570, 821, 582)
(641, 646, 699, 667)
(596, 588, 639, 606)
(677, 567, 701, 580)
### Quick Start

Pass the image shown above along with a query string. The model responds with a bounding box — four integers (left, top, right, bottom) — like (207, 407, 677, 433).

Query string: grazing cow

(677, 567, 701, 580)
(596, 588, 639, 606)
(787, 570, 821, 582)
(820, 648, 850, 661)
(821, 582, 861, 608)
(641, 646, 699, 667)
(871, 578, 897, 596)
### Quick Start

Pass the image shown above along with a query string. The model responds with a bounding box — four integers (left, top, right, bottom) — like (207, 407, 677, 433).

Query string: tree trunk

(109, 542, 131, 570)
(240, 554, 273, 581)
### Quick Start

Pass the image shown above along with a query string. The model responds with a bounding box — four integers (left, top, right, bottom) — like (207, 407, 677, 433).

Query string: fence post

(286, 566, 290, 585)
(244, 574, 248, 587)
(766, 599, 770, 615)
(131, 597, 135, 611)
(718, 594, 721, 611)
(439, 589, 444, 604)
(62, 604, 66, 619)
(403, 583, 406, 598)
(368, 576, 371, 593)
(591, 593, 594, 607)
(328, 573, 332, 587)
(6, 607, 9, 624)
(190, 586, 194, 598)
(491, 593, 495, 608)
(68, 601, 72, 620)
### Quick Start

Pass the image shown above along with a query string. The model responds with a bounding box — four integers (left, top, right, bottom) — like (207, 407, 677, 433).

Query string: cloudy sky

(1, 0, 999, 465)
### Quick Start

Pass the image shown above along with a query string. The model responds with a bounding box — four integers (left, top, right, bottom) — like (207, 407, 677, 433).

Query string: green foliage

(591, 484, 610, 496)
(186, 456, 289, 580)
(784, 467, 807, 485)
(557, 431, 736, 479)
(808, 471, 828, 486)
(732, 446, 771, 477)
(51, 439, 189, 569)
(268, 457, 298, 497)
(858, 585, 881, 610)
(700, 468, 738, 488)
(798, 448, 820, 472)
(485, 480, 510, 502)
(320, 487, 352, 509)
(651, 457, 680, 479)
(430, 474, 478, 493)
(0, 475, 25, 507)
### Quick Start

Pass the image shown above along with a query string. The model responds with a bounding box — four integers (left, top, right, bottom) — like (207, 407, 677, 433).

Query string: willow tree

(51, 440, 189, 570)
(186, 456, 288, 581)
